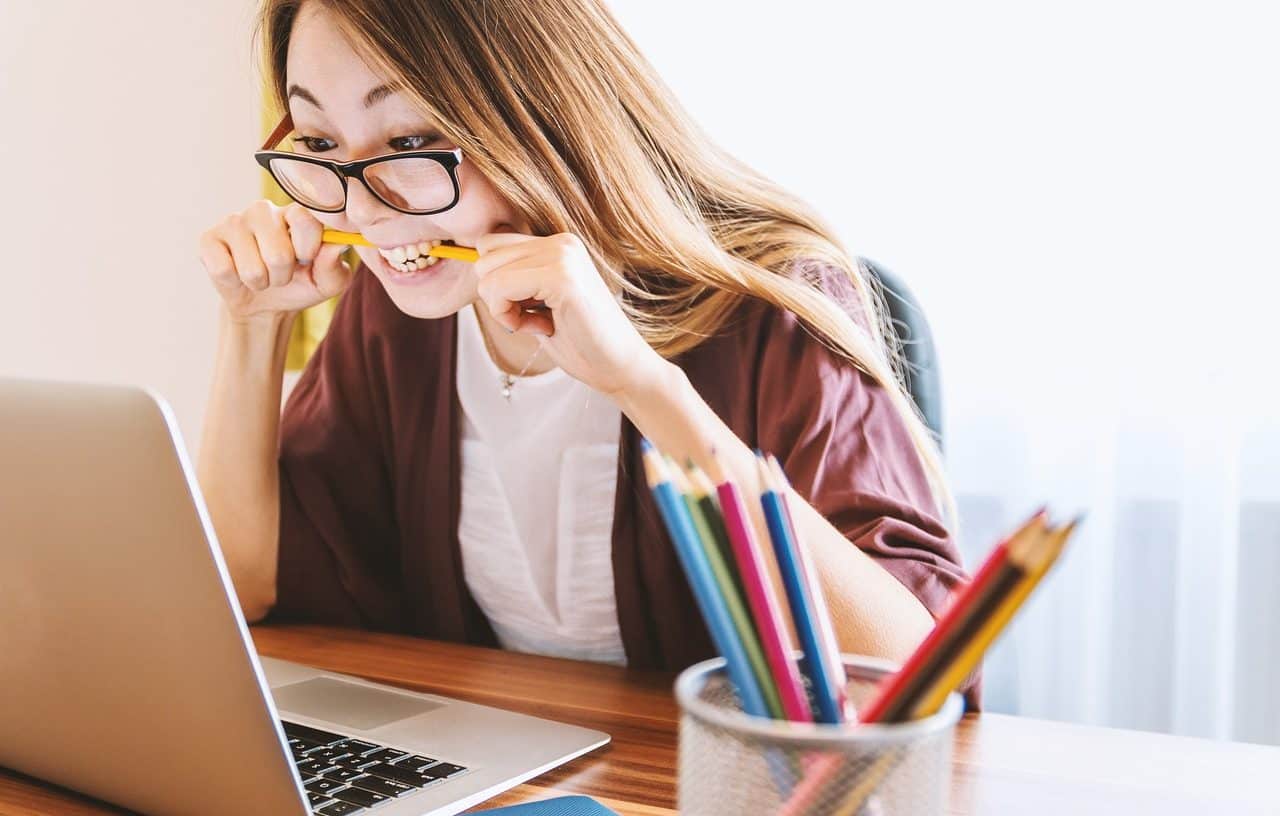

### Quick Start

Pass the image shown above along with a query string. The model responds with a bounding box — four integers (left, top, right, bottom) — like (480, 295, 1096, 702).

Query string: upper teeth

(378, 240, 444, 272)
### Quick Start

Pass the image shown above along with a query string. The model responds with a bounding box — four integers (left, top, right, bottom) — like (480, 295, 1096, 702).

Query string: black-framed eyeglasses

(253, 113, 463, 215)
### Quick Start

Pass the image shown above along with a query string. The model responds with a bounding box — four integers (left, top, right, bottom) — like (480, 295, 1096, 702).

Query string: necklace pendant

(500, 374, 515, 401)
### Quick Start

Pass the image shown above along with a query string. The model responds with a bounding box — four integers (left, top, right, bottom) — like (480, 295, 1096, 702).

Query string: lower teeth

(394, 260, 434, 274)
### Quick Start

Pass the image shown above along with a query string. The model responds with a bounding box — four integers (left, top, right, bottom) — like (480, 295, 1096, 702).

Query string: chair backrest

(857, 257, 944, 452)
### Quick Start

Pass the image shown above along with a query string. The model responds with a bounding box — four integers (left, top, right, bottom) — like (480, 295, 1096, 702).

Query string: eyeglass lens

(268, 156, 455, 213)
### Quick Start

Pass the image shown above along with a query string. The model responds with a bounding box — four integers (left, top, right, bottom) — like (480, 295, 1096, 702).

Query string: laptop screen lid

(0, 377, 310, 815)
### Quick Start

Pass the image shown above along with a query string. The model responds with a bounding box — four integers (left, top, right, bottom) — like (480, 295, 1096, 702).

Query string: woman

(197, 0, 972, 695)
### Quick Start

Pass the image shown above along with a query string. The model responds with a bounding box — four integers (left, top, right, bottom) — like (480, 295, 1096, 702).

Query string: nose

(341, 175, 395, 229)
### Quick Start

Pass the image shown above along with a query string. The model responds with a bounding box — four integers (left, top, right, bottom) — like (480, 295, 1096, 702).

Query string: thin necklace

(473, 306, 544, 401)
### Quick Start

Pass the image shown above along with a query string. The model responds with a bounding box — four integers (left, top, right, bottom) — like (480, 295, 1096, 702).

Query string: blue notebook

(473, 796, 619, 815)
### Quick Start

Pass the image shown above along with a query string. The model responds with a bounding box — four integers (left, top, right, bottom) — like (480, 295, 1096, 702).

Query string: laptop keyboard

(282, 720, 468, 814)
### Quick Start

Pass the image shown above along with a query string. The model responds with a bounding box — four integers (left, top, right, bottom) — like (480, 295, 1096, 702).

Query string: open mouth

(377, 239, 458, 274)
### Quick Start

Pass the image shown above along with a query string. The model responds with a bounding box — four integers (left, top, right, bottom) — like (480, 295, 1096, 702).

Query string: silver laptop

(0, 377, 609, 816)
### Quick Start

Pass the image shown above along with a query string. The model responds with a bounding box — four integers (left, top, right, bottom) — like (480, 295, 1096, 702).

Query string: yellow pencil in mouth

(426, 243, 479, 262)
(321, 229, 479, 262)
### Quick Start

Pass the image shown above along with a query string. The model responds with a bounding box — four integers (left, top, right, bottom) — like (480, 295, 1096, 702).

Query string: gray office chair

(857, 257, 944, 452)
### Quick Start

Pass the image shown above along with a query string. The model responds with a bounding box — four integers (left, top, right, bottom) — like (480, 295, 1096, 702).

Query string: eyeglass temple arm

(261, 113, 294, 151)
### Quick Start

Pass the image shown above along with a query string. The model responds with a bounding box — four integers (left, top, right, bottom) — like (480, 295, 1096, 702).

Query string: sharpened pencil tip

(754, 454, 774, 492)
(640, 444, 667, 487)
(704, 447, 727, 485)
(766, 454, 792, 489)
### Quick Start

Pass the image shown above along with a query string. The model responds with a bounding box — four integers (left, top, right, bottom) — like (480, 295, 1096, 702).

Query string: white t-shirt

(455, 304, 627, 665)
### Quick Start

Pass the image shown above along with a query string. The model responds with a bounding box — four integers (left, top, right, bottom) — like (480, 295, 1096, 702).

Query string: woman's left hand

(473, 231, 668, 399)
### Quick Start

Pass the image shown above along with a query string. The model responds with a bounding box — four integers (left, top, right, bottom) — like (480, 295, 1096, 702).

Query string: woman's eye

(295, 136, 336, 152)
(291, 134, 441, 153)
(390, 134, 441, 151)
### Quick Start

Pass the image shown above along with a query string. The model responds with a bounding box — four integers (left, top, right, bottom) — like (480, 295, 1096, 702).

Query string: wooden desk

(3, 624, 1278, 815)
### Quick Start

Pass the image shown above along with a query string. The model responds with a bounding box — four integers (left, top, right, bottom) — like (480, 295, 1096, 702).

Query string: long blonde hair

(255, 0, 958, 529)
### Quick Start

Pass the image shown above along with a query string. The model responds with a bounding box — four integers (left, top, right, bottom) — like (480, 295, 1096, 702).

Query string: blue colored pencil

(756, 453, 846, 724)
(768, 454, 852, 721)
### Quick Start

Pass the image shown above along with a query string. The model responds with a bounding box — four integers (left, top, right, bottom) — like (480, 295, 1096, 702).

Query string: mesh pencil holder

(675, 655, 963, 816)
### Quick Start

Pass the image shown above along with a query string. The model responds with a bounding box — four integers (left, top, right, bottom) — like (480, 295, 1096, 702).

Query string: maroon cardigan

(269, 261, 978, 704)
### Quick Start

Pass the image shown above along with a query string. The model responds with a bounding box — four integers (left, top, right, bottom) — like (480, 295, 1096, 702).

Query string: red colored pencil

(857, 507, 1048, 723)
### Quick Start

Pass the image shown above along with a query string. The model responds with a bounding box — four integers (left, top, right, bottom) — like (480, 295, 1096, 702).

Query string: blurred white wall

(0, 0, 260, 448)
(612, 0, 1279, 429)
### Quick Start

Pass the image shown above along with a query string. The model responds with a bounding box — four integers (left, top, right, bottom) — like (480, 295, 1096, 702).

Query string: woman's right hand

(198, 200, 354, 323)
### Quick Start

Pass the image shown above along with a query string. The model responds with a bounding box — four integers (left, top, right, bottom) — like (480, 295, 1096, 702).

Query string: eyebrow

(286, 82, 399, 110)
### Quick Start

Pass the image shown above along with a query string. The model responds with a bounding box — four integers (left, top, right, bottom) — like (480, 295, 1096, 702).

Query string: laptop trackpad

(273, 677, 443, 731)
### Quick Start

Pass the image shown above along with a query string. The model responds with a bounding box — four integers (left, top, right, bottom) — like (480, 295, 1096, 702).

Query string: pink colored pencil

(706, 453, 812, 722)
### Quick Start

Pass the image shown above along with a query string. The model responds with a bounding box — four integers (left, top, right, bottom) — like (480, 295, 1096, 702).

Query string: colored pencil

(766, 455, 852, 722)
(890, 522, 1046, 717)
(706, 452, 813, 723)
(671, 462, 784, 720)
(857, 508, 1049, 724)
(789, 515, 1077, 816)
(907, 517, 1077, 719)
(685, 463, 748, 612)
(321, 229, 553, 314)
(820, 518, 1076, 816)
(757, 454, 846, 724)
(321, 229, 479, 262)
(639, 442, 769, 718)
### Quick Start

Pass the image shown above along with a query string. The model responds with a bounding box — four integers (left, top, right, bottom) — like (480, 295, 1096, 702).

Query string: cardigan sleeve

(752, 264, 979, 701)
(267, 269, 403, 628)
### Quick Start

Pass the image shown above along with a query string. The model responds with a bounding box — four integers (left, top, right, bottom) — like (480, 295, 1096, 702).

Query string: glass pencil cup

(674, 655, 963, 816)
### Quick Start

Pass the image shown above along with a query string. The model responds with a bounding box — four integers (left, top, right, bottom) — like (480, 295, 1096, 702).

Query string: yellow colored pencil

(907, 518, 1078, 719)
(321, 229, 480, 262)
(828, 752, 897, 816)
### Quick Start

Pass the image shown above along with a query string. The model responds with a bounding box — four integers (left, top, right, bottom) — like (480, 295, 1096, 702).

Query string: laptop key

(421, 762, 466, 779)
(363, 747, 407, 763)
(282, 721, 348, 746)
(304, 778, 346, 795)
(362, 762, 429, 787)
(349, 774, 414, 797)
(331, 787, 389, 808)
(331, 754, 379, 771)
(317, 802, 365, 815)
(306, 792, 333, 807)
(322, 767, 362, 783)
(296, 758, 332, 776)
(394, 754, 436, 772)
(334, 739, 381, 755)
(290, 736, 324, 751)
(306, 747, 354, 763)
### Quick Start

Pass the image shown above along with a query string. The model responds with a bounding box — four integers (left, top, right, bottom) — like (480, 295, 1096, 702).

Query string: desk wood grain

(2, 624, 1278, 814)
